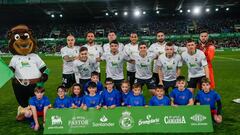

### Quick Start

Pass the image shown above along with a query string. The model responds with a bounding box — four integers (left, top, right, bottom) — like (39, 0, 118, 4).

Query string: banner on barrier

(44, 106, 213, 134)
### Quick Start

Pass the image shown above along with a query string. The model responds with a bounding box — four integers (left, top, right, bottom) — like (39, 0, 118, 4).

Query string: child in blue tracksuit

(149, 85, 170, 106)
(82, 82, 102, 110)
(70, 83, 84, 108)
(120, 80, 132, 106)
(26, 87, 51, 131)
(170, 76, 194, 106)
(83, 71, 104, 95)
(125, 83, 146, 107)
(195, 77, 222, 123)
(54, 85, 72, 108)
(101, 78, 121, 109)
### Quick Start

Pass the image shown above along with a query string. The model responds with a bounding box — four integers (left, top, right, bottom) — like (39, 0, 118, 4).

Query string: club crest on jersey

(189, 62, 197, 67)
(167, 65, 173, 70)
(21, 61, 30, 67)
(111, 61, 118, 67)
(140, 63, 147, 68)
(90, 100, 96, 105)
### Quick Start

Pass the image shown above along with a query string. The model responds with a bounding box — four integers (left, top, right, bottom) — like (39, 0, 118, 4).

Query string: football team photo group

(0, 0, 239, 134)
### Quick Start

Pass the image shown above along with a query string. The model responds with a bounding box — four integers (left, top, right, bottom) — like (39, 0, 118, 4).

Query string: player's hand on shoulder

(129, 59, 135, 64)
(96, 57, 101, 62)
(74, 56, 79, 60)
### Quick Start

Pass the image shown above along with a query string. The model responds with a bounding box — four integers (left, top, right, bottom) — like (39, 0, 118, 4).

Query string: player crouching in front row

(195, 77, 222, 124)
(24, 87, 51, 131)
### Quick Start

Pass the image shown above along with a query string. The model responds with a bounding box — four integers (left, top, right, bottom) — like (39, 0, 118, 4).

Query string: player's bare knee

(24, 110, 32, 118)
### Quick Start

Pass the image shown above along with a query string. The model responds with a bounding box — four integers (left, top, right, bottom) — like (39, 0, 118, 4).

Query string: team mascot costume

(8, 24, 49, 121)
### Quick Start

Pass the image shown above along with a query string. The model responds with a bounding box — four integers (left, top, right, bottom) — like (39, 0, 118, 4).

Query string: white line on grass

(215, 56, 240, 62)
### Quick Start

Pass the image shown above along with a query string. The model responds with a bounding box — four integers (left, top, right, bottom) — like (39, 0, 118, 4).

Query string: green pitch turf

(0, 51, 239, 135)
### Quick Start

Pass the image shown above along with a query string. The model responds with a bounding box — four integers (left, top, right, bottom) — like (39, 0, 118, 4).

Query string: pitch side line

(215, 56, 240, 62)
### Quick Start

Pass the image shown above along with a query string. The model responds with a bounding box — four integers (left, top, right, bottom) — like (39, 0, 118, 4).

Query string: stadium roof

(1, 0, 239, 23)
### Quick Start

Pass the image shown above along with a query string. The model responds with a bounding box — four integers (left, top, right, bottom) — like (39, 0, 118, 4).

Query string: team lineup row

(60, 31, 212, 96)
(22, 74, 222, 131)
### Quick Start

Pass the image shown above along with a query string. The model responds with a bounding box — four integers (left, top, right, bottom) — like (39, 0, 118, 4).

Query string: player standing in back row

(124, 32, 139, 88)
(157, 42, 182, 96)
(83, 32, 103, 79)
(149, 31, 167, 85)
(149, 31, 179, 85)
(181, 39, 209, 93)
(60, 34, 80, 89)
(103, 31, 124, 53)
(198, 30, 216, 89)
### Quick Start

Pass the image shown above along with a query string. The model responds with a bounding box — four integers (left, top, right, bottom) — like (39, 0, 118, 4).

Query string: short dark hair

(166, 42, 174, 47)
(201, 77, 210, 84)
(105, 77, 114, 83)
(131, 31, 138, 35)
(121, 80, 130, 86)
(157, 31, 165, 34)
(176, 76, 186, 82)
(34, 86, 45, 93)
(138, 41, 148, 48)
(155, 85, 164, 90)
(67, 34, 75, 38)
(87, 82, 97, 88)
(91, 71, 99, 77)
(200, 30, 209, 34)
(57, 85, 66, 92)
(186, 38, 195, 43)
(80, 46, 88, 52)
(108, 30, 116, 34)
(132, 83, 142, 89)
(110, 40, 119, 45)
(86, 31, 95, 37)
(139, 41, 147, 45)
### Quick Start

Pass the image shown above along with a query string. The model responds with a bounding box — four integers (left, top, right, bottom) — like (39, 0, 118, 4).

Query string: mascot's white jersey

(9, 53, 45, 79)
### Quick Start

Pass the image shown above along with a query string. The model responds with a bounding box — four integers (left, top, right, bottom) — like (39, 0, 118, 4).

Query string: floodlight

(193, 6, 201, 15)
(206, 8, 210, 12)
(134, 10, 141, 17)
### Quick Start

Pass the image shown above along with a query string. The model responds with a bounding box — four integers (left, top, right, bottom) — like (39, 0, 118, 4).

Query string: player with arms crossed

(60, 34, 80, 89)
